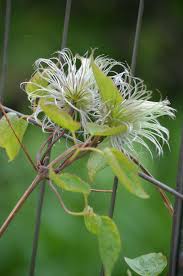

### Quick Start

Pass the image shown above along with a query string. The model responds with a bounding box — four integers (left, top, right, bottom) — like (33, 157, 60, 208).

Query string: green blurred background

(0, 0, 183, 275)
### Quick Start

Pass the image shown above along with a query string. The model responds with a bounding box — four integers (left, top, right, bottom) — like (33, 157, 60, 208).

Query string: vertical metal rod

(29, 151, 51, 276)
(169, 128, 183, 276)
(28, 181, 46, 276)
(29, 1, 72, 275)
(108, 176, 119, 218)
(131, 0, 144, 75)
(0, 0, 11, 102)
(61, 0, 72, 50)
(100, 1, 144, 275)
(100, 176, 118, 276)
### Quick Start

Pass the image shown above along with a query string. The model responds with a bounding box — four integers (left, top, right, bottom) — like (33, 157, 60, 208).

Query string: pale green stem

(48, 180, 87, 217)
(79, 147, 103, 154)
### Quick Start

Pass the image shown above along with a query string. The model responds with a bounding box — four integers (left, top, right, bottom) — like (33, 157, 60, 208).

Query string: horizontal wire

(139, 172, 183, 200)
(2, 105, 183, 201)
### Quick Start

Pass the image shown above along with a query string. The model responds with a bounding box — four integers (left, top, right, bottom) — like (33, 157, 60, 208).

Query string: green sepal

(26, 71, 49, 97)
(91, 61, 123, 106)
(40, 98, 80, 132)
(86, 122, 127, 136)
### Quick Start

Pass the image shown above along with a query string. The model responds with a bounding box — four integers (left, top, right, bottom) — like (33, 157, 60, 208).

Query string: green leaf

(87, 138, 110, 181)
(124, 253, 167, 276)
(86, 122, 127, 136)
(91, 61, 123, 106)
(84, 212, 121, 276)
(49, 169, 90, 195)
(98, 216, 121, 276)
(103, 148, 149, 199)
(0, 112, 28, 161)
(40, 99, 80, 132)
(26, 71, 49, 97)
(84, 208, 102, 235)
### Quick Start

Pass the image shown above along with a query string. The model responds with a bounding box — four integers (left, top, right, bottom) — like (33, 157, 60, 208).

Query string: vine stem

(100, 1, 144, 275)
(0, 103, 182, 202)
(29, 0, 73, 274)
(36, 133, 54, 163)
(139, 172, 183, 201)
(0, 142, 80, 240)
(48, 144, 77, 168)
(40, 130, 65, 163)
(131, 156, 173, 215)
(48, 180, 85, 216)
(2, 105, 53, 131)
(90, 189, 113, 193)
(51, 142, 183, 202)
(0, 103, 37, 171)
(0, 174, 43, 238)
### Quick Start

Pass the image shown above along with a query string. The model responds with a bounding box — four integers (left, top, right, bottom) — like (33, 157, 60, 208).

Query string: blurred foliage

(0, 0, 183, 275)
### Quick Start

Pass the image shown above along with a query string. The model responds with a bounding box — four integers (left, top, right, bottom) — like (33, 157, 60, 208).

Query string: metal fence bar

(139, 172, 183, 200)
(169, 128, 183, 275)
(100, 1, 144, 275)
(131, 0, 144, 75)
(1, 1, 182, 275)
(100, 176, 118, 276)
(28, 153, 51, 276)
(61, 0, 72, 50)
(0, 0, 11, 102)
(28, 180, 46, 276)
(28, 1, 72, 275)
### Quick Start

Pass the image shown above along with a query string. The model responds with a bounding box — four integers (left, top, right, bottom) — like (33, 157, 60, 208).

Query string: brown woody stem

(40, 130, 65, 163)
(0, 103, 37, 171)
(131, 156, 174, 216)
(0, 174, 43, 238)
